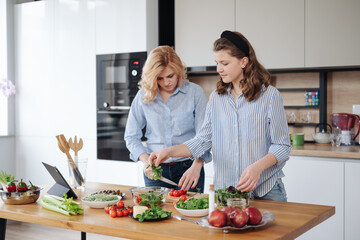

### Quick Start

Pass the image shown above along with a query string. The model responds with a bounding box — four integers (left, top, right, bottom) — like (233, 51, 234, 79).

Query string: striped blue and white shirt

(185, 85, 291, 197)
(125, 80, 212, 164)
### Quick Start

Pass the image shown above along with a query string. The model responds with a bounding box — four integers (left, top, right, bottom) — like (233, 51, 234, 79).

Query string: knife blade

(159, 176, 178, 186)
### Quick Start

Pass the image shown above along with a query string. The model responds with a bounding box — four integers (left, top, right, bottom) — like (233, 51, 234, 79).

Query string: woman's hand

(139, 153, 153, 179)
(178, 159, 203, 191)
(236, 162, 262, 192)
(148, 148, 171, 166)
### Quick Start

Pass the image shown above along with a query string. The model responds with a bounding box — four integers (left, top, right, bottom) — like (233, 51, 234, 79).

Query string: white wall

(12, 0, 156, 187)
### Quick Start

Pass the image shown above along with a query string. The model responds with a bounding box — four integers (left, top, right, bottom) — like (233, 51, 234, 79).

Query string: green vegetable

(83, 193, 118, 202)
(139, 191, 164, 206)
(136, 205, 171, 222)
(40, 193, 84, 216)
(146, 163, 162, 180)
(0, 171, 15, 191)
(175, 196, 209, 210)
(215, 186, 250, 206)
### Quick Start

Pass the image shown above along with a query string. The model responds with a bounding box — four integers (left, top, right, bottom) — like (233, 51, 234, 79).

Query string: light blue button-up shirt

(124, 80, 212, 163)
(185, 85, 291, 197)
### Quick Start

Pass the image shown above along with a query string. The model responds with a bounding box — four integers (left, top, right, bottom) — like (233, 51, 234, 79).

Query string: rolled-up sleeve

(268, 89, 292, 164)
(124, 92, 148, 162)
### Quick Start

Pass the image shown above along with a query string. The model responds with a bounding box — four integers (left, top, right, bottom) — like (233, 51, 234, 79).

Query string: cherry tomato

(109, 205, 116, 211)
(128, 207, 133, 213)
(122, 209, 129, 216)
(116, 210, 123, 217)
(117, 200, 124, 209)
(109, 210, 116, 218)
(173, 190, 180, 197)
(179, 195, 187, 201)
(183, 189, 188, 195)
(169, 191, 174, 197)
(178, 189, 185, 196)
(104, 206, 110, 214)
(135, 196, 141, 203)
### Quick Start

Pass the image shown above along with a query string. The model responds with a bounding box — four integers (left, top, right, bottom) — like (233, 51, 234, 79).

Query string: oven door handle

(97, 109, 130, 115)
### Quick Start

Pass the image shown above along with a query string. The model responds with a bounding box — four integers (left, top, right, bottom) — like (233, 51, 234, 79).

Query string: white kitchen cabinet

(175, 0, 235, 67)
(95, 0, 158, 54)
(235, 0, 304, 69)
(282, 156, 344, 240)
(344, 161, 360, 240)
(305, 0, 360, 67)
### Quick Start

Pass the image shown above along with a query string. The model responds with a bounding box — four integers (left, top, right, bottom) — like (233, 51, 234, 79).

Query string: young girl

(149, 31, 291, 201)
(124, 46, 211, 192)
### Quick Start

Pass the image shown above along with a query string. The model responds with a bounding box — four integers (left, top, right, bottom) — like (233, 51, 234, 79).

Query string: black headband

(220, 30, 249, 57)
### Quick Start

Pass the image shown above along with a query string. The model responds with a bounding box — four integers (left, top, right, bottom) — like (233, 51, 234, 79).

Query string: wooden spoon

(68, 136, 84, 164)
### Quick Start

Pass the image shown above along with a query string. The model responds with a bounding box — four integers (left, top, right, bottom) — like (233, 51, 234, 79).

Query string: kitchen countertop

(290, 143, 360, 159)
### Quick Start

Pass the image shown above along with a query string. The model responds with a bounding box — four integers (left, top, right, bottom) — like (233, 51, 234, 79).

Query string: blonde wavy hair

(139, 46, 187, 103)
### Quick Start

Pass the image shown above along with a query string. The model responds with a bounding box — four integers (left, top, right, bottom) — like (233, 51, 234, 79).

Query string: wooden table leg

(0, 218, 7, 240)
(81, 231, 86, 240)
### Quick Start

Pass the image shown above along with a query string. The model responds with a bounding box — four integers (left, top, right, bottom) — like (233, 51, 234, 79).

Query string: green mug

(292, 133, 304, 146)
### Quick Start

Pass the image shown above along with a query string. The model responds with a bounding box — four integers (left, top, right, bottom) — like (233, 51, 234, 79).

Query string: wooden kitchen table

(0, 182, 334, 240)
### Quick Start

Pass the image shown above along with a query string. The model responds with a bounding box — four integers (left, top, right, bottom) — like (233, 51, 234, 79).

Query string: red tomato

(128, 207, 133, 213)
(104, 206, 110, 214)
(109, 206, 116, 211)
(173, 190, 180, 197)
(135, 195, 141, 203)
(183, 189, 188, 195)
(169, 191, 173, 197)
(116, 210, 123, 217)
(179, 195, 187, 201)
(117, 201, 124, 209)
(178, 189, 185, 196)
(109, 210, 117, 218)
(122, 209, 129, 216)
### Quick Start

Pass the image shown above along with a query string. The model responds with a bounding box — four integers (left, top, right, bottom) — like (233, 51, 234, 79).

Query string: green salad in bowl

(129, 186, 169, 206)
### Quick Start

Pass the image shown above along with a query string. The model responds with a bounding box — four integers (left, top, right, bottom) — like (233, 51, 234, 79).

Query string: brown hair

(213, 31, 270, 102)
(139, 46, 187, 103)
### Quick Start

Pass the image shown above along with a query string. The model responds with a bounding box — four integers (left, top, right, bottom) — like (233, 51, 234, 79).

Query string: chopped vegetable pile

(175, 196, 209, 210)
(83, 193, 119, 202)
(135, 205, 171, 222)
(40, 194, 84, 216)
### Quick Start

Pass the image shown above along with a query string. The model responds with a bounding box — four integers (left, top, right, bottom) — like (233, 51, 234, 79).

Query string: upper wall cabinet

(235, 0, 305, 69)
(95, 0, 158, 54)
(305, 0, 360, 67)
(175, 0, 235, 67)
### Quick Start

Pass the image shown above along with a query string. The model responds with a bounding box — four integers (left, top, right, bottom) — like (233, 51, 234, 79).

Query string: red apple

(221, 206, 235, 226)
(244, 206, 262, 225)
(230, 209, 249, 228)
(208, 209, 227, 227)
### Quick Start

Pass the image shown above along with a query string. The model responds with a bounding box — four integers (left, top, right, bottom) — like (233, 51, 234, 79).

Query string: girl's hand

(236, 162, 262, 192)
(139, 153, 153, 179)
(149, 149, 170, 166)
(178, 159, 203, 191)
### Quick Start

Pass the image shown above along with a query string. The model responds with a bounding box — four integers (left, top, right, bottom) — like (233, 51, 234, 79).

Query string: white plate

(81, 194, 123, 209)
(174, 205, 209, 217)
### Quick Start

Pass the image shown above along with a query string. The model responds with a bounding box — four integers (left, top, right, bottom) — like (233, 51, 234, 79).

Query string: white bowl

(174, 205, 209, 217)
(81, 194, 123, 208)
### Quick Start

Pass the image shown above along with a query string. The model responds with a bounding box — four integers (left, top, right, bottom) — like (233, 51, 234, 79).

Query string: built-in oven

(96, 52, 147, 161)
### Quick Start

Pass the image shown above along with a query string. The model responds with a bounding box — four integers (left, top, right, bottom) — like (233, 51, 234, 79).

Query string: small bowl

(174, 205, 209, 217)
(0, 187, 42, 205)
(81, 194, 123, 208)
(128, 186, 169, 206)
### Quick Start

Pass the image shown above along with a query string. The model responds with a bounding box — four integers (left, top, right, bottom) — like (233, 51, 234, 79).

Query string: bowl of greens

(174, 196, 209, 217)
(215, 186, 250, 207)
(81, 193, 123, 208)
(129, 186, 169, 207)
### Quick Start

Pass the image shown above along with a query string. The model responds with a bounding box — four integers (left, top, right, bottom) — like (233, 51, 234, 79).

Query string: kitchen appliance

(312, 123, 332, 144)
(96, 52, 147, 161)
(330, 113, 360, 145)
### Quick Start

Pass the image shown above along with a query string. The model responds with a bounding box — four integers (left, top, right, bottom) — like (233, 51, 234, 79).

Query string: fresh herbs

(138, 191, 164, 206)
(83, 193, 119, 202)
(40, 193, 84, 216)
(147, 163, 162, 180)
(135, 205, 171, 222)
(0, 171, 15, 191)
(175, 196, 209, 210)
(215, 186, 250, 206)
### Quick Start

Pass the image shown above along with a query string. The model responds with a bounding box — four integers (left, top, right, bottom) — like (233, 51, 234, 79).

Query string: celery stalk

(40, 194, 83, 216)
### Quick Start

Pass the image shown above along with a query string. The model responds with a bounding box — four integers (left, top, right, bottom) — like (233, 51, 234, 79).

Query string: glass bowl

(0, 187, 42, 205)
(128, 186, 170, 207)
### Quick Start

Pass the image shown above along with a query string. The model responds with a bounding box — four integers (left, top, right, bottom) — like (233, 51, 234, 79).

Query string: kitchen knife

(159, 176, 178, 186)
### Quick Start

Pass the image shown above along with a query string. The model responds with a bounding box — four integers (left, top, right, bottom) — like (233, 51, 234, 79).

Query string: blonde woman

(124, 46, 211, 192)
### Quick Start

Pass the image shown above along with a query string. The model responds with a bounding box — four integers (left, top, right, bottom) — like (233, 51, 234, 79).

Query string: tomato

(109, 205, 116, 211)
(122, 209, 129, 216)
(179, 195, 187, 201)
(128, 207, 133, 213)
(116, 210, 123, 217)
(178, 189, 185, 196)
(109, 210, 117, 218)
(173, 190, 180, 197)
(117, 200, 124, 209)
(183, 189, 188, 195)
(169, 191, 173, 197)
(104, 206, 110, 214)
(135, 195, 141, 203)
